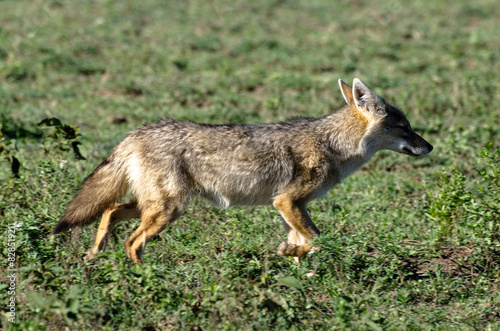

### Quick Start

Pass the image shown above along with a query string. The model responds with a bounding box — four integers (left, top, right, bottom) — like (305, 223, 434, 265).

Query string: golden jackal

(53, 78, 433, 264)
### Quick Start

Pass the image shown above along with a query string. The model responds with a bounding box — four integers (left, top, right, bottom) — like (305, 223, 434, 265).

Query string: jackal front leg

(273, 196, 320, 263)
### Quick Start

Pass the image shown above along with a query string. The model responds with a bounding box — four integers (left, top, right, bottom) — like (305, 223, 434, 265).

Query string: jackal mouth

(402, 147, 419, 156)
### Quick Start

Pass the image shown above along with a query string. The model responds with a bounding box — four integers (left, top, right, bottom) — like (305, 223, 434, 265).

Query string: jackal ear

(352, 78, 384, 116)
(338, 79, 354, 105)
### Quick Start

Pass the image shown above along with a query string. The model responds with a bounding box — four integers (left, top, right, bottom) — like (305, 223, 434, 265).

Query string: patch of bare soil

(403, 246, 475, 280)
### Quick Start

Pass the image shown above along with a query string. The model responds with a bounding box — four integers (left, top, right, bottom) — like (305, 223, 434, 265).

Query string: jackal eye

(375, 107, 386, 116)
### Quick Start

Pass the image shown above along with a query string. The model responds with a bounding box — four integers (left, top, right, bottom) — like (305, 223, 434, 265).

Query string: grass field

(1, 0, 499, 329)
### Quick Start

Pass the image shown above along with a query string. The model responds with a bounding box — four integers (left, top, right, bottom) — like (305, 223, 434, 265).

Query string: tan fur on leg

(274, 195, 320, 262)
(86, 202, 140, 260)
(124, 197, 188, 264)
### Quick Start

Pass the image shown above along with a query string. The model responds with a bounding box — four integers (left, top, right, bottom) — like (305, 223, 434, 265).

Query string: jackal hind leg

(86, 202, 140, 260)
(274, 195, 320, 263)
(124, 197, 189, 264)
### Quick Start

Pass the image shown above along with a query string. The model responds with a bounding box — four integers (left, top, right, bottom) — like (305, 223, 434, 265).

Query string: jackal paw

(84, 249, 97, 261)
(277, 242, 300, 256)
(277, 242, 319, 259)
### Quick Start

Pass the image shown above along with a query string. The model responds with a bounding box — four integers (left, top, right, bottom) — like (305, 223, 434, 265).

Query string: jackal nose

(409, 141, 433, 156)
(418, 142, 433, 155)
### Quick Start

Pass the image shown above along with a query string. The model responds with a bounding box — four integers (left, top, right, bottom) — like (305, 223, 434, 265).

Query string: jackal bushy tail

(52, 156, 128, 234)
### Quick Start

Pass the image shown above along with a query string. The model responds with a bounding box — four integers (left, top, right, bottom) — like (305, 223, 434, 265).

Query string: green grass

(1, 0, 499, 329)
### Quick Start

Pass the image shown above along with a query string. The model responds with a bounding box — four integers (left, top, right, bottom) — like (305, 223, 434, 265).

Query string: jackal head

(339, 78, 433, 157)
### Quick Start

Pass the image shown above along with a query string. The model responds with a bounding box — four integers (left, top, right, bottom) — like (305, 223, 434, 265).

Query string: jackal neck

(320, 106, 371, 161)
